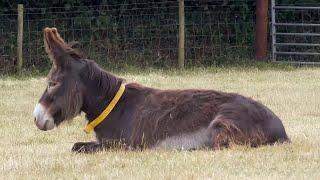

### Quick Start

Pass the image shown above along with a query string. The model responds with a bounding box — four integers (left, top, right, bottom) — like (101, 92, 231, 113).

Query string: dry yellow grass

(0, 67, 319, 179)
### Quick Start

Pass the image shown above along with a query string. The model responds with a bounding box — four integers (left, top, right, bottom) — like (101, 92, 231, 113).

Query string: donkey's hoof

(72, 142, 90, 153)
(72, 142, 100, 153)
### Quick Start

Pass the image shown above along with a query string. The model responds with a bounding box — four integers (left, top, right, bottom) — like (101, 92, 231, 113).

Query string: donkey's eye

(48, 82, 57, 88)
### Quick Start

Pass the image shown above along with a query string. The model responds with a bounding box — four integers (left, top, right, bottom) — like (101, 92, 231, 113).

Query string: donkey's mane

(81, 59, 125, 122)
(66, 46, 83, 59)
(85, 60, 124, 91)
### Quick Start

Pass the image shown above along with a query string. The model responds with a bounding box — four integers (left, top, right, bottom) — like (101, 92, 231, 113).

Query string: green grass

(0, 67, 319, 179)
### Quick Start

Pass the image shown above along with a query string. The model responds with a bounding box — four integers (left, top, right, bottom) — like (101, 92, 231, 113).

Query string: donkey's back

(130, 88, 289, 149)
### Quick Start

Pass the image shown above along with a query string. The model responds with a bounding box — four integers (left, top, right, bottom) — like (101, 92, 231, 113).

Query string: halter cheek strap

(83, 84, 126, 134)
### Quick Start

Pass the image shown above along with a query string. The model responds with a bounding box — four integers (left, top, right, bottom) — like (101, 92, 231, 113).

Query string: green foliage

(2, 0, 315, 73)
(1, 0, 258, 72)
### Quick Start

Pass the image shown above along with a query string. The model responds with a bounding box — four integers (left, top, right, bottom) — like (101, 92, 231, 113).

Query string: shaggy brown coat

(36, 27, 289, 153)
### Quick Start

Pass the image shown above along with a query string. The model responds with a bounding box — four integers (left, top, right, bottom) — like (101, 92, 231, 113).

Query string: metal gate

(271, 0, 320, 64)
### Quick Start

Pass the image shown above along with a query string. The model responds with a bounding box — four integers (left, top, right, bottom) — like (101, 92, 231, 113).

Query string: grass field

(0, 67, 319, 179)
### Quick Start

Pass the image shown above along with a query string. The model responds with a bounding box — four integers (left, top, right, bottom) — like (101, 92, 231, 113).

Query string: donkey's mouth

(34, 118, 47, 131)
(34, 117, 55, 131)
(35, 119, 48, 131)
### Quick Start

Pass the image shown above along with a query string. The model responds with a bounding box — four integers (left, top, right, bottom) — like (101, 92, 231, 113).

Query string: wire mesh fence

(1, 0, 257, 73)
(0, 10, 18, 73)
(23, 1, 180, 69)
(185, 1, 255, 65)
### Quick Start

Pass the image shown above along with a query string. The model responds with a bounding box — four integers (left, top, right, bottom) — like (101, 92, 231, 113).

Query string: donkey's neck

(81, 61, 123, 122)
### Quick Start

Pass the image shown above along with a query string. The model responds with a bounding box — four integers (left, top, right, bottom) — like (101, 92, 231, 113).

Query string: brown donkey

(33, 27, 289, 153)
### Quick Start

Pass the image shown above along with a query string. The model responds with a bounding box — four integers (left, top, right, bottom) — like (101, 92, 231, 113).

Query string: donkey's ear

(44, 27, 71, 67)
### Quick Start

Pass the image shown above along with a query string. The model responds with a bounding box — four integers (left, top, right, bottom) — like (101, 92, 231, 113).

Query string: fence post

(17, 4, 24, 72)
(255, 0, 268, 61)
(178, 0, 185, 68)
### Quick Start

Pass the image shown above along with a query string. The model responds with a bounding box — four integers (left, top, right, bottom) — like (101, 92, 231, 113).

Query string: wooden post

(17, 4, 24, 72)
(255, 0, 268, 61)
(178, 0, 185, 68)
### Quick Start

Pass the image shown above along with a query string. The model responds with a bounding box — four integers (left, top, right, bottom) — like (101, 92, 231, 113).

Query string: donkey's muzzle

(33, 103, 55, 131)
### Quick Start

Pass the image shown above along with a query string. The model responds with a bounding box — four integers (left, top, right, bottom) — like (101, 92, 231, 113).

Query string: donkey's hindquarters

(151, 96, 289, 150)
(208, 96, 289, 149)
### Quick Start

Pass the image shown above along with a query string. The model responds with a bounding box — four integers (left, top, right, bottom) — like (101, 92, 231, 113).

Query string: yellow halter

(83, 84, 126, 134)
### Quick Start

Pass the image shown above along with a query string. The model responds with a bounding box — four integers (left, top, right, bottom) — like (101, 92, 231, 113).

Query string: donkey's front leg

(72, 141, 105, 153)
(72, 140, 129, 153)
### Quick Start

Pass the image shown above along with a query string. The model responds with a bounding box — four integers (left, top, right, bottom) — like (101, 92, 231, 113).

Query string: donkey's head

(33, 28, 86, 130)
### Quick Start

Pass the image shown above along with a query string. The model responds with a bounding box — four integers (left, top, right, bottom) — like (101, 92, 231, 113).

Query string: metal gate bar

(271, 0, 320, 63)
(274, 6, 320, 10)
(275, 33, 320, 36)
(275, 43, 320, 47)
(275, 23, 320, 27)
(275, 52, 320, 56)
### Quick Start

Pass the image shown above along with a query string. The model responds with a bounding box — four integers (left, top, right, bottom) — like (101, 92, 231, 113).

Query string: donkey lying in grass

(33, 27, 289, 153)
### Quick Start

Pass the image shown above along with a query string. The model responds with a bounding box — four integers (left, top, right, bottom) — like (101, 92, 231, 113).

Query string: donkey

(33, 27, 289, 153)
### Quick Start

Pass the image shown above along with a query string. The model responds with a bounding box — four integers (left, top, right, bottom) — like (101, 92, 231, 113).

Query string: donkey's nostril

(34, 118, 37, 122)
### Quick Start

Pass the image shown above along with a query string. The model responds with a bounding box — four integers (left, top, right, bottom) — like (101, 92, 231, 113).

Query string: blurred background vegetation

(0, 0, 319, 73)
